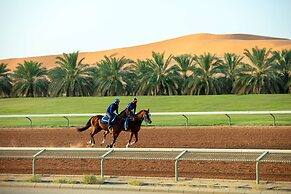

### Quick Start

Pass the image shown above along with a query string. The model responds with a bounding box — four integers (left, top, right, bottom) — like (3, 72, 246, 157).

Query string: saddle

(101, 115, 117, 124)
(101, 116, 109, 124)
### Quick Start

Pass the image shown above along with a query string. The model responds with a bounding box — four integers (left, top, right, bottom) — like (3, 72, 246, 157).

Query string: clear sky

(0, 0, 290, 59)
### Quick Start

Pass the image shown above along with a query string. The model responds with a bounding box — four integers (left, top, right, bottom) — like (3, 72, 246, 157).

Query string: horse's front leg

(126, 132, 134, 148)
(107, 130, 120, 148)
(127, 133, 138, 148)
(134, 132, 138, 144)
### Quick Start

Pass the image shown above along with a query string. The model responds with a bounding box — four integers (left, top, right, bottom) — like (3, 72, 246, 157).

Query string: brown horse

(77, 110, 126, 147)
(124, 109, 152, 148)
(77, 109, 151, 148)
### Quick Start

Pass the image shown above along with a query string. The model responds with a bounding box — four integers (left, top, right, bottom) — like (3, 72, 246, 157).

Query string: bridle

(135, 110, 151, 124)
(142, 110, 152, 124)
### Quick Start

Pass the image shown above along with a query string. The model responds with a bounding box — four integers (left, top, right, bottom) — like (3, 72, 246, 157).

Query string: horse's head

(136, 109, 152, 124)
(144, 109, 152, 124)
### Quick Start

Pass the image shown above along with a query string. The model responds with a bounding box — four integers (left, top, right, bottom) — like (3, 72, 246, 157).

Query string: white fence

(0, 111, 291, 127)
(0, 147, 290, 184)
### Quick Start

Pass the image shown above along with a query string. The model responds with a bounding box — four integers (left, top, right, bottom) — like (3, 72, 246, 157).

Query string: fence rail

(0, 147, 290, 184)
(0, 111, 291, 127)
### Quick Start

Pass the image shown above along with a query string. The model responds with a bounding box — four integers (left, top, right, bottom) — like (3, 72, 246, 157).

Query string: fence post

(225, 114, 231, 126)
(175, 150, 187, 181)
(63, 116, 70, 127)
(26, 117, 32, 128)
(182, 115, 188, 127)
(256, 151, 269, 184)
(270, 114, 276, 126)
(100, 149, 114, 178)
(32, 149, 46, 175)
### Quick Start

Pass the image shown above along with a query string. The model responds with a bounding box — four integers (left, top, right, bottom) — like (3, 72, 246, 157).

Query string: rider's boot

(124, 119, 128, 131)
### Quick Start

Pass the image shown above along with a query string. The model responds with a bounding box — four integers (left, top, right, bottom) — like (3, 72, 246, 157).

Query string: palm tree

(187, 53, 225, 95)
(49, 51, 93, 96)
(222, 53, 244, 93)
(273, 49, 291, 93)
(0, 63, 12, 97)
(137, 52, 180, 95)
(92, 55, 134, 96)
(12, 61, 49, 97)
(132, 59, 151, 95)
(172, 54, 194, 94)
(233, 47, 282, 94)
(173, 54, 194, 78)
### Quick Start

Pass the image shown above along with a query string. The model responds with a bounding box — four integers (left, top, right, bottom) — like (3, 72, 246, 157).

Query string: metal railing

(0, 147, 290, 184)
(0, 111, 290, 127)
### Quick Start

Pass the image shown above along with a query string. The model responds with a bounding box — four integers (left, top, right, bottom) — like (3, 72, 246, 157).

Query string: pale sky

(0, 0, 290, 59)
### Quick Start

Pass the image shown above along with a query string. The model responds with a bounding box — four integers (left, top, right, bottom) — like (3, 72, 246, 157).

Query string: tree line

(0, 47, 290, 97)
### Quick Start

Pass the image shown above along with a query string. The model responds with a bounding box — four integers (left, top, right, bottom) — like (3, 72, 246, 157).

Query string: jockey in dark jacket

(106, 98, 120, 131)
(124, 97, 138, 130)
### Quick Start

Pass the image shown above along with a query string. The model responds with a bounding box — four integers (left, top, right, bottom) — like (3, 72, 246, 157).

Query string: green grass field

(0, 94, 291, 127)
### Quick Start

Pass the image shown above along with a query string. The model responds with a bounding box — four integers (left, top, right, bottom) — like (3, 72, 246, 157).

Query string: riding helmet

(114, 98, 120, 103)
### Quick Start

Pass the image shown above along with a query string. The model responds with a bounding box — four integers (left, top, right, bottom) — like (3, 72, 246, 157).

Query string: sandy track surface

(0, 126, 290, 181)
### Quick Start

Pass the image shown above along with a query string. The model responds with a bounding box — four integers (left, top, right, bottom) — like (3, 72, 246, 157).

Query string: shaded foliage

(12, 61, 49, 97)
(49, 51, 93, 96)
(137, 52, 181, 95)
(2, 48, 291, 97)
(0, 63, 12, 97)
(172, 54, 194, 94)
(273, 49, 291, 93)
(91, 55, 134, 96)
(222, 53, 244, 93)
(186, 53, 225, 95)
(233, 47, 282, 94)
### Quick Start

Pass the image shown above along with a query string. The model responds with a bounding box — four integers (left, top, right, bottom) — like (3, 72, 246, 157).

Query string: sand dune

(1, 33, 291, 70)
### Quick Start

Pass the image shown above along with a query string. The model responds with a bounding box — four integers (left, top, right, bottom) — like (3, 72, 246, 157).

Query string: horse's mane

(135, 110, 144, 115)
(118, 109, 148, 118)
(119, 109, 146, 116)
(118, 109, 127, 118)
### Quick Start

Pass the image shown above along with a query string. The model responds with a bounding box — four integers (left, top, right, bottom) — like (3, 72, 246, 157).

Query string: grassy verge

(128, 179, 146, 186)
(0, 94, 290, 127)
(83, 175, 104, 184)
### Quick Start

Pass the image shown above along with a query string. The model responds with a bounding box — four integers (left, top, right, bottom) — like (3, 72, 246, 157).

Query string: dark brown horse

(77, 109, 152, 148)
(124, 109, 152, 147)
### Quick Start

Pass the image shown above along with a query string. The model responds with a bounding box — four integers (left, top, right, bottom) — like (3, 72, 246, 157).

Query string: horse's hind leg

(101, 130, 109, 145)
(87, 127, 94, 145)
(90, 133, 95, 146)
(89, 127, 102, 147)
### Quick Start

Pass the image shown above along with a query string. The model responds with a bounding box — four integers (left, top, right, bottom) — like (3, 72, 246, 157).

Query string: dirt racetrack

(0, 126, 291, 181)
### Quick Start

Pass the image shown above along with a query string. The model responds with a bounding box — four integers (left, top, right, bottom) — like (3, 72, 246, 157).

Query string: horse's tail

(77, 118, 92, 132)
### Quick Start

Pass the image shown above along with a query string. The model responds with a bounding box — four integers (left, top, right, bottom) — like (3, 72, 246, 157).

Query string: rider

(124, 97, 138, 130)
(106, 98, 120, 132)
